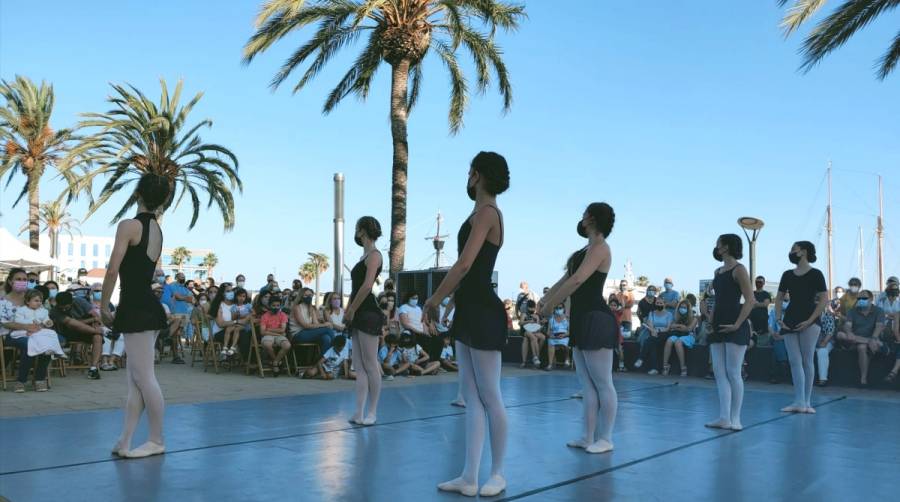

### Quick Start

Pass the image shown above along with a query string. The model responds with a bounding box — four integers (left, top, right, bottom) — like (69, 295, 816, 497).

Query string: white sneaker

(532, 357, 541, 367)
(383, 375, 394, 381)
(648, 369, 659, 375)
(634, 358, 643, 368)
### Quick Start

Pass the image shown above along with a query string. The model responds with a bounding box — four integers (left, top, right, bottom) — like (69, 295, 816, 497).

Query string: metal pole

(334, 173, 345, 298)
(749, 237, 757, 281)
(876, 174, 885, 288)
(826, 163, 834, 293)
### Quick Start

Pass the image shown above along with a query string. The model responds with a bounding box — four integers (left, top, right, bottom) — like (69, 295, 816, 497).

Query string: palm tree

(0, 76, 91, 249)
(243, 0, 526, 273)
(19, 200, 81, 278)
(73, 79, 242, 229)
(307, 252, 330, 305)
(201, 252, 219, 279)
(778, 0, 900, 79)
(170, 246, 192, 269)
(299, 262, 316, 288)
(635, 275, 650, 287)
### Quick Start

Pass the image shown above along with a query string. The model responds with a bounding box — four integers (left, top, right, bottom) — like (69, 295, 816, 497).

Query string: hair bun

(472, 151, 510, 195)
(587, 202, 615, 238)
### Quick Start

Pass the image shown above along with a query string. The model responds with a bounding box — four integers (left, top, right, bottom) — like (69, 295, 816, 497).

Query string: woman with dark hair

(425, 151, 509, 497)
(344, 216, 386, 426)
(705, 234, 755, 431)
(100, 172, 170, 458)
(774, 241, 828, 413)
(541, 202, 619, 454)
(1, 267, 53, 393)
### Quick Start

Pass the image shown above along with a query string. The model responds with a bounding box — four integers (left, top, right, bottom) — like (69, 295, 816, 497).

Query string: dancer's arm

(540, 243, 609, 317)
(345, 251, 383, 324)
(424, 207, 499, 323)
(101, 219, 141, 326)
(718, 265, 755, 333)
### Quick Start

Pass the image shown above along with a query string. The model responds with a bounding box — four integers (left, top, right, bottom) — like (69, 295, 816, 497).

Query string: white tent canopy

(0, 227, 55, 273)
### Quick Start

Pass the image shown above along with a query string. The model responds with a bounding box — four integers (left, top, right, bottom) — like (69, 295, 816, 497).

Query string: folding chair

(189, 315, 208, 367)
(7, 345, 61, 389)
(1, 335, 11, 390)
(246, 320, 275, 378)
(292, 342, 322, 376)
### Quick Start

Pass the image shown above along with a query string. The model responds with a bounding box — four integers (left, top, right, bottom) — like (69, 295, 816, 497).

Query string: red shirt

(260, 311, 288, 331)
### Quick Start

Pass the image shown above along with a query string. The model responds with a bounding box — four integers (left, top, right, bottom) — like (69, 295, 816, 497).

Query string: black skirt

(351, 310, 386, 336)
(569, 310, 618, 350)
(708, 320, 752, 346)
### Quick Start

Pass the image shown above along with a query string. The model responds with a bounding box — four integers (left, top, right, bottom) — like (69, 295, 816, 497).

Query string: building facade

(40, 234, 115, 279)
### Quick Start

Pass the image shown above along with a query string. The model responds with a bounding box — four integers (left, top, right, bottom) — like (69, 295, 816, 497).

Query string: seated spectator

(291, 287, 335, 354)
(378, 292, 400, 337)
(259, 295, 291, 376)
(662, 300, 698, 377)
(876, 279, 900, 330)
(439, 333, 458, 371)
(2, 268, 53, 392)
(660, 278, 680, 312)
(399, 291, 439, 359)
(302, 334, 351, 380)
(43, 280, 60, 306)
(613, 280, 635, 333)
(210, 283, 250, 361)
(399, 332, 440, 376)
(814, 307, 837, 386)
(191, 292, 211, 342)
(101, 330, 125, 372)
(836, 290, 888, 386)
(12, 290, 66, 365)
(750, 276, 772, 337)
(151, 284, 185, 365)
(635, 296, 673, 374)
(519, 300, 545, 369)
(503, 299, 515, 331)
(26, 271, 40, 290)
(638, 285, 658, 325)
(546, 303, 571, 371)
(379, 333, 407, 379)
(608, 297, 627, 372)
(252, 290, 272, 317)
(50, 291, 106, 378)
(838, 277, 861, 316)
(221, 288, 251, 360)
(324, 292, 347, 334)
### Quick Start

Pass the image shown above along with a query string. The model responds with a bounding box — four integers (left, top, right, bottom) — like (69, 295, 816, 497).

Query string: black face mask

(577, 221, 588, 238)
(467, 175, 477, 201)
(755, 282, 764, 289)
(655, 305, 665, 311)
(712, 247, 723, 262)
(302, 296, 313, 305)
(888, 289, 899, 298)
(788, 252, 802, 265)
(379, 302, 388, 308)
(354, 234, 363, 247)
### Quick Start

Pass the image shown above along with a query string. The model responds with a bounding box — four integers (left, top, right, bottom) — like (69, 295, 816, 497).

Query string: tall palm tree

(201, 252, 219, 279)
(778, 0, 900, 79)
(170, 246, 192, 269)
(0, 76, 90, 249)
(243, 0, 525, 273)
(307, 252, 330, 305)
(19, 200, 81, 280)
(299, 262, 316, 287)
(73, 79, 242, 229)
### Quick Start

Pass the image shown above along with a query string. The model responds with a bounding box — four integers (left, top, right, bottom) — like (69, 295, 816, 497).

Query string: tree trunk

(314, 271, 320, 307)
(27, 172, 40, 250)
(388, 60, 411, 274)
(50, 230, 58, 280)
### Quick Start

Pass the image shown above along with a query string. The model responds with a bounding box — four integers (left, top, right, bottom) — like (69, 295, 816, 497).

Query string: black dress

(450, 207, 507, 351)
(349, 251, 385, 336)
(567, 248, 618, 350)
(112, 213, 167, 333)
(709, 265, 751, 345)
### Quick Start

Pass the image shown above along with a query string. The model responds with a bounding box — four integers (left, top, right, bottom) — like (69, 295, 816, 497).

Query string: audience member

(836, 290, 887, 386)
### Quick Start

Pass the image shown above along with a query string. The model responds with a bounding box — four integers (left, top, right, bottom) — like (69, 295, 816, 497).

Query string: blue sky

(2, 0, 899, 298)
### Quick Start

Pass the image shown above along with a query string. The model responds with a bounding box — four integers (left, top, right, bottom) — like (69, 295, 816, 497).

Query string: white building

(40, 234, 115, 279)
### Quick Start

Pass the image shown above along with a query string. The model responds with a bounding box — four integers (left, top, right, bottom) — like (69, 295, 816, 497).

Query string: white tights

(710, 342, 747, 426)
(784, 325, 820, 408)
(455, 341, 507, 485)
(351, 331, 382, 422)
(117, 331, 165, 448)
(573, 348, 617, 444)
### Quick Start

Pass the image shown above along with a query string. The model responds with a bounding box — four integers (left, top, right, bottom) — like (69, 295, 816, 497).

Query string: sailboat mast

(826, 163, 834, 292)
(876, 174, 885, 288)
(858, 226, 865, 287)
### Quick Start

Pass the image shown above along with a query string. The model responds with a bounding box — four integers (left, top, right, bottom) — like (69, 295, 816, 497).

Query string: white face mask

(849, 286, 860, 294)
(409, 299, 418, 307)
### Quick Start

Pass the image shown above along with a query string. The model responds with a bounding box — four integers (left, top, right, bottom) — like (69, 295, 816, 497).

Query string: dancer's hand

(795, 319, 812, 331)
(422, 299, 440, 326)
(718, 323, 739, 333)
(101, 308, 115, 327)
(344, 308, 355, 324)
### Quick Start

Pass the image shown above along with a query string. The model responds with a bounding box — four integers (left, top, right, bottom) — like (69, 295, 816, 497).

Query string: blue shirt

(166, 283, 193, 315)
(549, 316, 569, 335)
(661, 289, 680, 310)
(648, 310, 673, 329)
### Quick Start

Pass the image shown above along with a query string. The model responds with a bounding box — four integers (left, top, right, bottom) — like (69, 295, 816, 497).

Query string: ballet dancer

(102, 173, 171, 458)
(425, 151, 509, 498)
(705, 234, 755, 431)
(774, 241, 828, 413)
(344, 216, 386, 426)
(540, 203, 618, 454)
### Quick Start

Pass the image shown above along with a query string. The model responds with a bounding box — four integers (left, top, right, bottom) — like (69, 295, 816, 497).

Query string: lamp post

(333, 173, 345, 299)
(738, 217, 765, 281)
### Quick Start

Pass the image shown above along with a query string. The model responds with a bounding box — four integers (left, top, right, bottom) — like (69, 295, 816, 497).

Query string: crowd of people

(3, 266, 899, 394)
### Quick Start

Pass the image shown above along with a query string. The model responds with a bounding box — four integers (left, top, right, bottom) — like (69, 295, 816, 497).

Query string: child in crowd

(379, 333, 407, 379)
(259, 296, 291, 376)
(608, 298, 627, 372)
(303, 335, 351, 380)
(546, 303, 571, 371)
(519, 299, 545, 368)
(12, 290, 67, 359)
(439, 334, 458, 371)
(400, 332, 440, 376)
(222, 289, 251, 357)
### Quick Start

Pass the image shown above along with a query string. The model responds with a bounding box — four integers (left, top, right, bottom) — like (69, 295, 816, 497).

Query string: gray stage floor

(1, 371, 897, 502)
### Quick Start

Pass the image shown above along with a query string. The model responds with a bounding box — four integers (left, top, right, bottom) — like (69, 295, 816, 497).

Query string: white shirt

(402, 344, 423, 364)
(322, 345, 349, 374)
(210, 302, 233, 335)
(437, 305, 454, 333)
(440, 345, 454, 361)
(12, 306, 51, 339)
(398, 304, 424, 333)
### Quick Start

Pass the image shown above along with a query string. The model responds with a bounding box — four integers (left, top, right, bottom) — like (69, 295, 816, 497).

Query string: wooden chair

(202, 322, 223, 375)
(292, 342, 322, 375)
(1, 335, 12, 390)
(247, 320, 299, 378)
(63, 341, 92, 373)
(5, 343, 62, 389)
(189, 315, 208, 367)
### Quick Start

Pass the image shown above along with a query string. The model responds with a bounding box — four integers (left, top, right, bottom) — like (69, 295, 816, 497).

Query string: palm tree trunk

(314, 271, 320, 307)
(27, 172, 40, 250)
(50, 230, 58, 280)
(388, 60, 411, 274)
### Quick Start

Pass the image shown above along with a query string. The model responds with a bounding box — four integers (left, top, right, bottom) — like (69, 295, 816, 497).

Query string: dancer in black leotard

(101, 173, 171, 458)
(540, 203, 618, 454)
(344, 216, 385, 426)
(425, 152, 509, 498)
(705, 234, 755, 431)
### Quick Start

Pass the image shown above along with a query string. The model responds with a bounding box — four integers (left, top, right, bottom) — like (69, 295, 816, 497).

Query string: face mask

(157, 276, 166, 284)
(664, 283, 673, 291)
(755, 282, 764, 289)
(712, 247, 723, 262)
(92, 291, 102, 301)
(270, 307, 281, 314)
(27, 280, 37, 289)
(380, 302, 388, 309)
(48, 289, 58, 299)
(224, 291, 235, 301)
(409, 299, 419, 307)
(849, 286, 860, 294)
(655, 305, 665, 311)
(678, 307, 688, 315)
(354, 234, 364, 247)
(577, 220, 588, 238)
(887, 289, 899, 298)
(834, 291, 844, 299)
(302, 296, 313, 305)
(788, 252, 802, 265)
(646, 291, 657, 298)
(177, 278, 185, 284)
(441, 298, 450, 307)
(12, 280, 27, 293)
(554, 308, 564, 316)
(782, 301, 789, 310)
(199, 299, 207, 305)
(466, 174, 477, 201)
(856, 299, 870, 309)
(619, 285, 626, 292)
(331, 299, 341, 308)
(272, 287, 281, 293)
(236, 281, 245, 288)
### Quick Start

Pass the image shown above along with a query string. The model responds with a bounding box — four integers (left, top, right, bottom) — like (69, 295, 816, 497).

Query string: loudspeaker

(394, 269, 499, 304)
